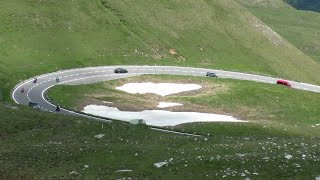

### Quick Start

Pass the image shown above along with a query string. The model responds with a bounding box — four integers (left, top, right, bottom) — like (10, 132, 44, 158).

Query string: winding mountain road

(12, 65, 320, 118)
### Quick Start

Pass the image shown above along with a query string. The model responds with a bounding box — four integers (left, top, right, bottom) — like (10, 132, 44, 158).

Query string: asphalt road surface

(12, 65, 320, 118)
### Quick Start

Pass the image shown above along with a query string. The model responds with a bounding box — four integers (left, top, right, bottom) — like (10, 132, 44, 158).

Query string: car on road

(114, 68, 128, 74)
(28, 102, 40, 110)
(276, 80, 292, 87)
(206, 72, 218, 77)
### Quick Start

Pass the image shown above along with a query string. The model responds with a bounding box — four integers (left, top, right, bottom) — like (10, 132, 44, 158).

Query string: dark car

(56, 105, 61, 112)
(28, 102, 40, 110)
(114, 68, 128, 74)
(206, 72, 218, 77)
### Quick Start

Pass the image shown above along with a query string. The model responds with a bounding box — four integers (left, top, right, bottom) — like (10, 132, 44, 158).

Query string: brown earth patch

(169, 48, 177, 55)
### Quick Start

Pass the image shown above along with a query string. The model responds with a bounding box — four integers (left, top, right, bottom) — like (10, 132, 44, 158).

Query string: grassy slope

(48, 75, 320, 136)
(1, 104, 320, 179)
(0, 0, 320, 178)
(44, 75, 320, 178)
(237, 0, 320, 63)
(1, 0, 320, 100)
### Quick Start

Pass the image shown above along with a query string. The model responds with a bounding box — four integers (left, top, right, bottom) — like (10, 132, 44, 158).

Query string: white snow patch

(116, 82, 202, 96)
(157, 102, 183, 108)
(83, 105, 247, 127)
(154, 161, 168, 168)
(102, 101, 113, 104)
(94, 134, 105, 139)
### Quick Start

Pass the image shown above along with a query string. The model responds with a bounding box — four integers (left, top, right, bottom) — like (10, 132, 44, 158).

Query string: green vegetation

(237, 0, 320, 63)
(1, 0, 320, 101)
(48, 75, 320, 136)
(41, 74, 320, 178)
(286, 0, 320, 12)
(1, 103, 320, 179)
(1, 0, 320, 178)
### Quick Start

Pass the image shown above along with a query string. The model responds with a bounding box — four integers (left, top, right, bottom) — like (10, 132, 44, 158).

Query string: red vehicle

(276, 80, 292, 87)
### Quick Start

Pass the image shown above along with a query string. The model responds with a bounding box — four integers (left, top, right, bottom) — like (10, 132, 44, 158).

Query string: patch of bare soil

(168, 48, 176, 55)
(169, 48, 186, 61)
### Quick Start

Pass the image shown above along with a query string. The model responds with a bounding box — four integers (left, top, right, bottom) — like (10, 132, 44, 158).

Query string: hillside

(237, 0, 320, 63)
(1, 0, 320, 178)
(1, 0, 320, 100)
(2, 75, 320, 179)
(286, 0, 320, 12)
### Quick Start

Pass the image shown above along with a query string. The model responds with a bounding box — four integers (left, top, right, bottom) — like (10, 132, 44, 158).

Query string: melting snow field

(116, 82, 202, 96)
(82, 105, 247, 127)
(82, 82, 247, 126)
(157, 102, 183, 108)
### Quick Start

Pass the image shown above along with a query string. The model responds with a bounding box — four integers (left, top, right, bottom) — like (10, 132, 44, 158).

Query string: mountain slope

(237, 0, 320, 63)
(1, 0, 320, 100)
(1, 1, 320, 178)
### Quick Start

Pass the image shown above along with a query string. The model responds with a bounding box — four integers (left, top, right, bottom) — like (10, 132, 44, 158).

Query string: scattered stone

(292, 163, 301, 168)
(284, 154, 293, 160)
(154, 161, 168, 168)
(69, 171, 79, 176)
(83, 165, 89, 170)
(115, 170, 133, 173)
(236, 154, 245, 157)
(94, 134, 105, 139)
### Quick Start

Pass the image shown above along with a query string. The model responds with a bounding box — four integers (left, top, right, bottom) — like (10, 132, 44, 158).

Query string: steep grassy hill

(1, 0, 320, 101)
(286, 0, 320, 12)
(1, 0, 320, 178)
(237, 0, 320, 63)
